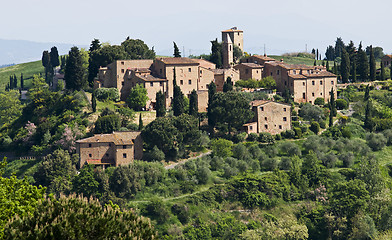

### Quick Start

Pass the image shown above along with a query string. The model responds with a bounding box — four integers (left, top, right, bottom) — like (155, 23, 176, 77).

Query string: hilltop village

(4, 26, 392, 239)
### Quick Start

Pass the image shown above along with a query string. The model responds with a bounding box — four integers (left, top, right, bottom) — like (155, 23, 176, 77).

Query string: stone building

(242, 54, 276, 66)
(243, 100, 291, 135)
(263, 61, 337, 103)
(222, 27, 243, 68)
(381, 55, 392, 68)
(76, 131, 143, 168)
(234, 63, 264, 80)
(211, 68, 240, 91)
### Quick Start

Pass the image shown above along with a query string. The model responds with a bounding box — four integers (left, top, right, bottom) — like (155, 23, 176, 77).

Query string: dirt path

(165, 151, 212, 170)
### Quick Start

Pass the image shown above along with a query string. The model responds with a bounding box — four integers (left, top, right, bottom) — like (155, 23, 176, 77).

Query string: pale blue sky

(2, 0, 392, 56)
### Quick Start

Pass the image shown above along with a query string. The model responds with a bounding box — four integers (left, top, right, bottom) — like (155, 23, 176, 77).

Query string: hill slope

(0, 60, 44, 90)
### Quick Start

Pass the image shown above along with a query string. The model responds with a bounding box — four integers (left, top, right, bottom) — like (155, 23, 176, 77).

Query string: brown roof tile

(137, 74, 168, 82)
(251, 55, 276, 62)
(158, 57, 199, 65)
(76, 131, 141, 145)
(237, 63, 263, 69)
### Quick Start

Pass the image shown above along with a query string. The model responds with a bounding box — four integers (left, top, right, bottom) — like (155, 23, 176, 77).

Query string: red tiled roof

(137, 74, 168, 82)
(237, 63, 263, 69)
(251, 55, 276, 62)
(158, 57, 199, 65)
(76, 131, 141, 145)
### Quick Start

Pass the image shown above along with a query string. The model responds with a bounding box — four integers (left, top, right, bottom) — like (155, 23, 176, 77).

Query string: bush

(246, 133, 258, 142)
(282, 129, 295, 139)
(127, 84, 149, 111)
(340, 152, 354, 168)
(319, 120, 326, 129)
(366, 132, 387, 151)
(143, 146, 165, 162)
(383, 129, 392, 145)
(258, 132, 275, 144)
(299, 103, 325, 121)
(314, 97, 325, 105)
(310, 121, 320, 134)
(94, 88, 120, 102)
(210, 138, 233, 158)
(94, 114, 121, 134)
(232, 132, 247, 143)
(293, 127, 302, 139)
(336, 99, 349, 110)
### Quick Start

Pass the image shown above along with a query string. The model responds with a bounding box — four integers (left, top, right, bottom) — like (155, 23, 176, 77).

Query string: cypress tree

(326, 61, 330, 72)
(316, 49, 319, 60)
(9, 76, 12, 90)
(340, 49, 350, 83)
(223, 77, 233, 92)
(172, 68, 185, 116)
(390, 62, 392, 80)
(333, 61, 337, 74)
(314, 60, 317, 66)
(381, 61, 386, 81)
(207, 81, 217, 130)
(357, 42, 369, 81)
(64, 46, 86, 90)
(13, 74, 17, 89)
(20, 73, 24, 89)
(329, 88, 336, 127)
(369, 45, 376, 81)
(189, 89, 198, 117)
(364, 100, 373, 131)
(92, 93, 97, 112)
(364, 85, 370, 101)
(173, 42, 181, 57)
(156, 90, 166, 117)
(351, 57, 357, 82)
(138, 113, 143, 130)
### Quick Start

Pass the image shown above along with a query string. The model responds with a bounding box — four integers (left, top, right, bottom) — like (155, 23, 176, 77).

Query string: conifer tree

(92, 93, 97, 112)
(351, 57, 357, 82)
(364, 85, 370, 101)
(364, 100, 373, 131)
(64, 46, 86, 91)
(333, 61, 337, 74)
(314, 60, 317, 66)
(42, 50, 51, 82)
(316, 49, 319, 60)
(329, 88, 336, 127)
(139, 113, 143, 130)
(173, 42, 181, 57)
(50, 46, 60, 68)
(369, 45, 376, 81)
(207, 81, 217, 130)
(357, 42, 369, 81)
(20, 73, 24, 89)
(210, 39, 222, 68)
(380, 61, 386, 81)
(326, 61, 330, 72)
(189, 89, 198, 117)
(223, 77, 233, 92)
(340, 49, 350, 83)
(172, 68, 185, 116)
(13, 74, 17, 89)
(155, 90, 165, 117)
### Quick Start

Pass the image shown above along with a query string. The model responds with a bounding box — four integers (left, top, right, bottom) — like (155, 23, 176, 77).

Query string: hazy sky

(2, 0, 392, 56)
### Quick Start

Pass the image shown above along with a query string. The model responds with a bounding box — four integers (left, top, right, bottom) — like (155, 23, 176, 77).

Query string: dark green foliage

(65, 46, 86, 90)
(334, 37, 345, 59)
(127, 84, 149, 110)
(235, 76, 276, 89)
(210, 38, 222, 68)
(20, 73, 24, 89)
(341, 48, 350, 83)
(71, 165, 101, 198)
(366, 132, 386, 151)
(357, 43, 369, 81)
(173, 41, 181, 57)
(299, 103, 325, 121)
(171, 204, 190, 224)
(94, 88, 120, 102)
(364, 85, 370, 101)
(364, 101, 373, 131)
(351, 56, 357, 82)
(155, 90, 165, 117)
(369, 45, 376, 81)
(121, 38, 156, 60)
(302, 151, 328, 187)
(325, 45, 335, 61)
(91, 92, 97, 112)
(336, 98, 348, 110)
(310, 121, 320, 134)
(4, 195, 157, 239)
(223, 76, 233, 92)
(139, 113, 143, 130)
(189, 89, 198, 117)
(50, 46, 60, 68)
(208, 92, 253, 134)
(33, 149, 76, 194)
(145, 198, 171, 224)
(329, 88, 336, 127)
(207, 81, 217, 130)
(94, 114, 121, 133)
(314, 97, 325, 105)
(143, 145, 165, 162)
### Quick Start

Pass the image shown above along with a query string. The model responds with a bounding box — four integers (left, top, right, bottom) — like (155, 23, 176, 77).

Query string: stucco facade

(234, 63, 263, 80)
(76, 131, 143, 168)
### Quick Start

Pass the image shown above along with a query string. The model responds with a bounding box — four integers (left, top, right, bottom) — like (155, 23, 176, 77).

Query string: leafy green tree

(310, 121, 320, 134)
(210, 138, 233, 158)
(121, 38, 156, 59)
(209, 92, 253, 134)
(143, 145, 165, 162)
(336, 98, 348, 110)
(302, 151, 328, 187)
(72, 165, 100, 198)
(33, 149, 76, 194)
(94, 114, 121, 133)
(223, 76, 234, 92)
(173, 41, 181, 57)
(5, 194, 157, 239)
(369, 45, 376, 81)
(210, 38, 222, 68)
(127, 84, 149, 110)
(341, 49, 350, 83)
(65, 46, 86, 90)
(233, 45, 243, 62)
(0, 159, 45, 238)
(357, 43, 369, 81)
(299, 103, 325, 121)
(189, 89, 198, 117)
(155, 90, 165, 117)
(0, 90, 22, 126)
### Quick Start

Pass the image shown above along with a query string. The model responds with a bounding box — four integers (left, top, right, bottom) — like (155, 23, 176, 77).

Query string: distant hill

(0, 39, 86, 66)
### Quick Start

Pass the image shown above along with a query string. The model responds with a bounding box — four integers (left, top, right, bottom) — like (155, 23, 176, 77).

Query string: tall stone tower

(222, 27, 243, 69)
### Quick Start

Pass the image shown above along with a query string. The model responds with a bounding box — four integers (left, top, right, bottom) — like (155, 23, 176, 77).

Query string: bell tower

(222, 27, 243, 69)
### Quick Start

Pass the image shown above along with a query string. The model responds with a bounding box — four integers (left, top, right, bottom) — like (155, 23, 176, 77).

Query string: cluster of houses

(77, 27, 338, 168)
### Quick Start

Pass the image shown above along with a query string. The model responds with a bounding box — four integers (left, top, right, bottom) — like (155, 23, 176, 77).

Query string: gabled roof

(250, 100, 291, 107)
(235, 63, 263, 69)
(191, 58, 216, 69)
(137, 74, 168, 82)
(251, 55, 276, 62)
(158, 57, 199, 65)
(76, 131, 141, 145)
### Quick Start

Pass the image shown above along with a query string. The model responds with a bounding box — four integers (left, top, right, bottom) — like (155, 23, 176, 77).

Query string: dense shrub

(258, 132, 275, 144)
(314, 97, 325, 105)
(246, 133, 258, 142)
(310, 121, 320, 134)
(366, 133, 387, 151)
(94, 114, 121, 134)
(336, 98, 349, 110)
(94, 88, 120, 102)
(299, 103, 325, 121)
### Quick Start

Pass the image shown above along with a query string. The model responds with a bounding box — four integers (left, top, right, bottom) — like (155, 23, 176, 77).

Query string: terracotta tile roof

(250, 100, 270, 106)
(265, 61, 314, 70)
(158, 57, 199, 65)
(191, 58, 216, 69)
(288, 74, 307, 79)
(222, 27, 243, 33)
(243, 122, 257, 126)
(76, 131, 141, 145)
(251, 55, 276, 62)
(211, 68, 238, 75)
(129, 68, 151, 73)
(137, 74, 168, 82)
(302, 71, 337, 77)
(237, 63, 263, 69)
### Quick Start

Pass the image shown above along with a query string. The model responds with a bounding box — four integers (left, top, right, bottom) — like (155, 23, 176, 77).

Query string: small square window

(188, 68, 191, 72)
(320, 81, 323, 85)
(200, 70, 202, 74)
(279, 125, 282, 129)
(277, 70, 280, 75)
(123, 153, 127, 158)
(265, 124, 268, 129)
(303, 82, 305, 86)
(312, 92, 315, 97)
(160, 82, 163, 86)
(180, 80, 183, 85)
(88, 143, 92, 148)
(284, 81, 287, 86)
(105, 153, 109, 157)
(123, 145, 127, 149)
(265, 117, 267, 121)
(312, 81, 315, 85)
(121, 61, 124, 65)
(121, 69, 125, 73)
(283, 117, 287, 121)
(260, 107, 264, 111)
(331, 81, 334, 85)
(188, 80, 192, 85)
(89, 153, 92, 157)
(150, 82, 153, 87)
(249, 126, 253, 130)
(283, 108, 286, 112)
(303, 93, 306, 99)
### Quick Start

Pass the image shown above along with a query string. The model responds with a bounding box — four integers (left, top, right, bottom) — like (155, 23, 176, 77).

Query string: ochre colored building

(244, 100, 291, 135)
(76, 131, 143, 168)
(234, 63, 264, 80)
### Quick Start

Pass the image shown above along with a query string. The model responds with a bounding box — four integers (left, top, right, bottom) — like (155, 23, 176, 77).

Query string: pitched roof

(137, 74, 168, 82)
(76, 131, 141, 145)
(191, 58, 216, 69)
(129, 68, 151, 73)
(288, 74, 307, 79)
(251, 55, 276, 62)
(237, 63, 263, 69)
(302, 71, 337, 78)
(158, 57, 199, 65)
(250, 100, 291, 107)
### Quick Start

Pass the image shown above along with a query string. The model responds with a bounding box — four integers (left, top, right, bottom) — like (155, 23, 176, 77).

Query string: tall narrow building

(222, 27, 243, 69)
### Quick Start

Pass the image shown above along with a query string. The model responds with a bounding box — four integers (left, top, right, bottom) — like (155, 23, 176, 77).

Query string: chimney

(280, 59, 284, 62)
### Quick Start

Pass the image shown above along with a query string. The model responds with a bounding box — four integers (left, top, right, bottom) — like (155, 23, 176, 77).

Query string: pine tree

(189, 89, 198, 117)
(64, 46, 86, 90)
(156, 90, 166, 117)
(380, 61, 386, 81)
(92, 93, 97, 112)
(369, 45, 376, 81)
(20, 73, 24, 89)
(173, 42, 181, 57)
(340, 49, 350, 83)
(223, 77, 233, 92)
(139, 113, 143, 130)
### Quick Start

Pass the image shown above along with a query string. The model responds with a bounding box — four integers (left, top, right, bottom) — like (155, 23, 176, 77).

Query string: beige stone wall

(199, 67, 214, 91)
(133, 134, 143, 160)
(235, 64, 262, 80)
(255, 102, 291, 135)
(244, 122, 258, 134)
(293, 77, 337, 103)
(166, 65, 199, 98)
(115, 144, 135, 166)
(197, 90, 208, 112)
(77, 142, 116, 167)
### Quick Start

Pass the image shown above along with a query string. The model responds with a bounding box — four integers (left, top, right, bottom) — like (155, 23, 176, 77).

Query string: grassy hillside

(269, 55, 326, 66)
(0, 60, 44, 90)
